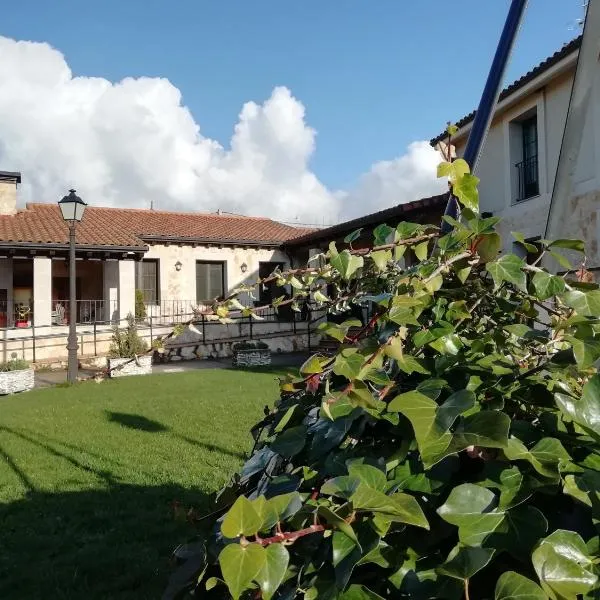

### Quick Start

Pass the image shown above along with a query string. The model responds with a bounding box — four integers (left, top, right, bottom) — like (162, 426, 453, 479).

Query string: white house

(431, 35, 600, 269)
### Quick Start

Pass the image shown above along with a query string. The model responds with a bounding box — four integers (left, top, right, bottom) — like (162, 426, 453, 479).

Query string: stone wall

(108, 355, 152, 378)
(0, 368, 34, 394)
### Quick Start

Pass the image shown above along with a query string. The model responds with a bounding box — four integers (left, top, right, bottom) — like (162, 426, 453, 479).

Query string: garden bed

(232, 342, 271, 368)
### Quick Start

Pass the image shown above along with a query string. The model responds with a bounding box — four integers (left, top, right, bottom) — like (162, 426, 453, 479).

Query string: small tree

(164, 158, 600, 599)
(135, 289, 147, 321)
(108, 313, 148, 358)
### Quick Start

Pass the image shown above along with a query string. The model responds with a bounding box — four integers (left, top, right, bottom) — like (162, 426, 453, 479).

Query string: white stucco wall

(452, 63, 600, 264)
(142, 243, 290, 308)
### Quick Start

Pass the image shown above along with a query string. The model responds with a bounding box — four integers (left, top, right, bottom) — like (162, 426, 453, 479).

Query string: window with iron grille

(135, 259, 159, 304)
(196, 261, 225, 304)
(516, 115, 539, 201)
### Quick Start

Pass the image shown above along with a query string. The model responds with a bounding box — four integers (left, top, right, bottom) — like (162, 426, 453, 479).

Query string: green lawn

(0, 368, 287, 599)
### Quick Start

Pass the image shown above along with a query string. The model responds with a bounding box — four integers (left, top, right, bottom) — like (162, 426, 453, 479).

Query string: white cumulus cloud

(0, 36, 445, 225)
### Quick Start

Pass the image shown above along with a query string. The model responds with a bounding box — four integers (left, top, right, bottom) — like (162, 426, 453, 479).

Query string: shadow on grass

(106, 411, 169, 432)
(103, 412, 246, 460)
(0, 483, 206, 600)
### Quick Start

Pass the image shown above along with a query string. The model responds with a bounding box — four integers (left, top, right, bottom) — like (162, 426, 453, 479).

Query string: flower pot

(107, 355, 152, 378)
(0, 367, 34, 394)
(16, 321, 28, 328)
(232, 348, 271, 368)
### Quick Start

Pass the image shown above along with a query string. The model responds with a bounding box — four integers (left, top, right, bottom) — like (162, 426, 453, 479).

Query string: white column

(118, 260, 135, 321)
(103, 262, 119, 322)
(33, 257, 52, 327)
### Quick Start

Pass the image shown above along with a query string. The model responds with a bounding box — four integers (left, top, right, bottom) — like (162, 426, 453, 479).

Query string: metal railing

(515, 155, 539, 201)
(53, 300, 117, 325)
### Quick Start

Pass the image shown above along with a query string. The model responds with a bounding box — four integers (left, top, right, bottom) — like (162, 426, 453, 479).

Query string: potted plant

(15, 304, 30, 328)
(232, 340, 271, 367)
(0, 353, 34, 394)
(107, 313, 151, 377)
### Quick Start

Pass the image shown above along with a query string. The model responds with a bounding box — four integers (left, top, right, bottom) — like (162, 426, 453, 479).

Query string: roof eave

(430, 37, 581, 147)
(139, 235, 286, 248)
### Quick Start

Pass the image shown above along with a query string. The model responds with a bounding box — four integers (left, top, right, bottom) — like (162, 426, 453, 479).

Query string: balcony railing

(515, 155, 539, 202)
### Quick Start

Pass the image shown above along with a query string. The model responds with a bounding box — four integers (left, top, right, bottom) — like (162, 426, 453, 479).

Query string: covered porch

(0, 249, 142, 329)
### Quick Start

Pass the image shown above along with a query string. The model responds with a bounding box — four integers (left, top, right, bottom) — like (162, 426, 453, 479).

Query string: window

(516, 115, 539, 201)
(135, 259, 159, 304)
(196, 261, 225, 303)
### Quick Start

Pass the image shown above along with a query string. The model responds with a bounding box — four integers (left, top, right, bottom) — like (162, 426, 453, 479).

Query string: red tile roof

(0, 203, 314, 248)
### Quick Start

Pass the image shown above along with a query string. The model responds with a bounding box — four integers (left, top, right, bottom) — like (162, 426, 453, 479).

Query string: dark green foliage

(233, 341, 270, 351)
(0, 353, 29, 371)
(166, 166, 600, 599)
(108, 313, 148, 358)
(135, 289, 147, 321)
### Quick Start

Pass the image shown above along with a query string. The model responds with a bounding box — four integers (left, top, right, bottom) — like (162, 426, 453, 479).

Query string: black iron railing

(515, 155, 539, 201)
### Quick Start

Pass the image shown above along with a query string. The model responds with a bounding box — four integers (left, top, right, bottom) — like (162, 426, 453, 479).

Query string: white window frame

(502, 92, 548, 208)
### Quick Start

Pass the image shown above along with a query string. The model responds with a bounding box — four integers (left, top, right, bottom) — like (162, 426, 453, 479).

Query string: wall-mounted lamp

(240, 262, 248, 274)
(175, 260, 182, 272)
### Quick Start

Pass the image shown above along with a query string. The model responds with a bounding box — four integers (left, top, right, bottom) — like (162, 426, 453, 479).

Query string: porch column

(118, 260, 135, 321)
(33, 257, 52, 327)
(103, 262, 119, 322)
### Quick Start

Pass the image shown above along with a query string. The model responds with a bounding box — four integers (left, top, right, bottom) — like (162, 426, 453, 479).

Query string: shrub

(108, 313, 148, 358)
(232, 341, 270, 351)
(135, 289, 147, 321)
(0, 353, 29, 372)
(165, 160, 600, 599)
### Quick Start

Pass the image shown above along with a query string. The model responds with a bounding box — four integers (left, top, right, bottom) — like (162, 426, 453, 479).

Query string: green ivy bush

(135, 289, 147, 321)
(164, 159, 599, 600)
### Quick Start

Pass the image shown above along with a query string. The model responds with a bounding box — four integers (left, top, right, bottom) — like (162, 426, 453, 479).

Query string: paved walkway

(34, 352, 310, 388)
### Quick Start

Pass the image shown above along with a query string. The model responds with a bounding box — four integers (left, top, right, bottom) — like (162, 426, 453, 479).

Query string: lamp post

(58, 189, 87, 384)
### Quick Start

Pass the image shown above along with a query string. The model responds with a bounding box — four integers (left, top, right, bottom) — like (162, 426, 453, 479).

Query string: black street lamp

(58, 189, 87, 384)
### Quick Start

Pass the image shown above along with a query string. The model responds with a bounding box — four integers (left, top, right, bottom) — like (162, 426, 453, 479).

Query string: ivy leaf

(253, 496, 280, 531)
(532, 530, 598, 599)
(532, 271, 565, 301)
(344, 229, 362, 244)
(549, 250, 572, 270)
(384, 335, 404, 361)
(318, 505, 361, 548)
(453, 173, 480, 213)
(321, 475, 361, 500)
(566, 336, 600, 368)
(556, 375, 600, 439)
(492, 505, 548, 560)
(504, 437, 570, 481)
(221, 496, 264, 538)
(350, 484, 429, 529)
(438, 158, 470, 181)
(437, 484, 505, 546)
(271, 425, 307, 458)
(329, 242, 364, 280)
(256, 544, 289, 600)
(266, 492, 303, 521)
(451, 411, 511, 450)
(370, 250, 392, 271)
(395, 355, 431, 375)
(495, 572, 547, 600)
(313, 290, 330, 303)
(476, 232, 502, 263)
(219, 543, 266, 600)
(549, 238, 585, 252)
(562, 290, 600, 317)
(414, 241, 429, 262)
(348, 463, 387, 491)
(388, 390, 453, 467)
(373, 224, 394, 246)
(435, 390, 475, 430)
(487, 254, 526, 291)
(437, 544, 495, 580)
(512, 231, 540, 253)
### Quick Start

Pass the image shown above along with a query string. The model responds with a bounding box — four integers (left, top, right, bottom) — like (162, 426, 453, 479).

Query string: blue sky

(2, 0, 582, 190)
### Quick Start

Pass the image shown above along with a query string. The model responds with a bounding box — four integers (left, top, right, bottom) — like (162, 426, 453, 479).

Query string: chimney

(0, 171, 21, 216)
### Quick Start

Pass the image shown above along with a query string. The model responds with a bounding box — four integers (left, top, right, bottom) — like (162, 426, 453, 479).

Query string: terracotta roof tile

(0, 204, 314, 248)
